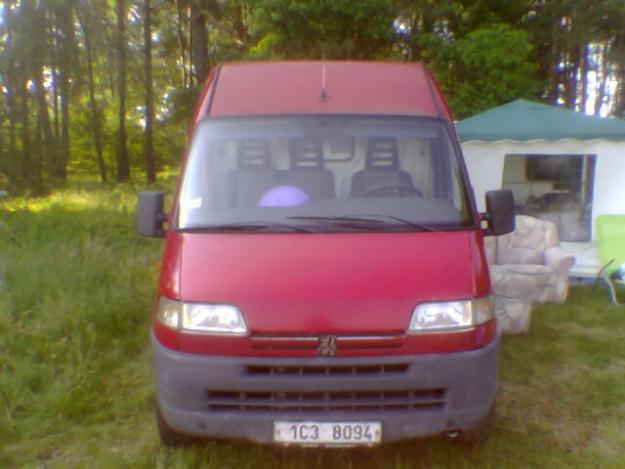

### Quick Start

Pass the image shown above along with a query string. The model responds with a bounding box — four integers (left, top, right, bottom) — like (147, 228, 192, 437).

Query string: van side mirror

(483, 189, 515, 236)
(137, 191, 166, 237)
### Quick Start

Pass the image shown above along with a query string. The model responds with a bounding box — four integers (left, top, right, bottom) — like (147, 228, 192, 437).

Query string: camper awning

(456, 99, 625, 142)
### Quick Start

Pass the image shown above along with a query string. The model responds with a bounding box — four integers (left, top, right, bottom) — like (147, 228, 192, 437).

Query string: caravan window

(502, 154, 595, 242)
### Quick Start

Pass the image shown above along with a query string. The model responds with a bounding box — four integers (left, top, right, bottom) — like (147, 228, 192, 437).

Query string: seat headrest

(366, 137, 399, 170)
(237, 139, 271, 169)
(289, 138, 325, 169)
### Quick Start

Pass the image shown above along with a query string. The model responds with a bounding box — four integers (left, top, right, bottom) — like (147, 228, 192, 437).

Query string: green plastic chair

(597, 215, 625, 271)
(596, 215, 625, 304)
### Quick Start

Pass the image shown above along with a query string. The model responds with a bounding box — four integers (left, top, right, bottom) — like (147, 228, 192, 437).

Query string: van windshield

(175, 116, 474, 232)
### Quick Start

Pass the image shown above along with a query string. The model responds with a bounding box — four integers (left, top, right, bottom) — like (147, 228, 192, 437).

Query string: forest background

(1, 0, 625, 194)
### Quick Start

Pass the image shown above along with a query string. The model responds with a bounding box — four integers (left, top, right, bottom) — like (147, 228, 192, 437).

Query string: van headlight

(408, 296, 493, 332)
(157, 297, 247, 335)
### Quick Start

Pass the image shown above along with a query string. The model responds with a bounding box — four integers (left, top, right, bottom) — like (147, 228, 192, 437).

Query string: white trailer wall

(462, 138, 625, 240)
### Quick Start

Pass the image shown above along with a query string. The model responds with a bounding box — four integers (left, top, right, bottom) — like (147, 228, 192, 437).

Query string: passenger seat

(350, 137, 415, 197)
(228, 139, 278, 207)
(286, 138, 335, 199)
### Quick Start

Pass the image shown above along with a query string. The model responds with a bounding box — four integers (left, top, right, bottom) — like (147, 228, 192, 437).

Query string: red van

(137, 61, 514, 447)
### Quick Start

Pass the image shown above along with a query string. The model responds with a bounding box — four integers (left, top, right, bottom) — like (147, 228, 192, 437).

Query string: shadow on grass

(157, 435, 490, 469)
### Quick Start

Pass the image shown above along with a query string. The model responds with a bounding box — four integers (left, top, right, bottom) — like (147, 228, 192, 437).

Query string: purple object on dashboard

(258, 185, 310, 207)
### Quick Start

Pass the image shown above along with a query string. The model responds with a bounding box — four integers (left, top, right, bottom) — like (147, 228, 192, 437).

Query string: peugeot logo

(318, 335, 337, 357)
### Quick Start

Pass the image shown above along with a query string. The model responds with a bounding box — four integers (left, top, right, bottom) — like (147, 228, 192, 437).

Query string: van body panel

(469, 228, 492, 294)
(161, 230, 485, 334)
(158, 231, 183, 299)
(205, 62, 449, 120)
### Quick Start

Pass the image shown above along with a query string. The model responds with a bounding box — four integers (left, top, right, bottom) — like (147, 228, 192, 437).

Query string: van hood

(161, 231, 490, 334)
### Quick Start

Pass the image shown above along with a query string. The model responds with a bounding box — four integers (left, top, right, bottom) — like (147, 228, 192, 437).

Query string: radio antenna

(320, 64, 328, 101)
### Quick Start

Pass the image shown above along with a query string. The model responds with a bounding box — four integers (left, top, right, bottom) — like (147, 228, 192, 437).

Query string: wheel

(156, 405, 197, 447)
(360, 184, 423, 197)
(457, 404, 495, 445)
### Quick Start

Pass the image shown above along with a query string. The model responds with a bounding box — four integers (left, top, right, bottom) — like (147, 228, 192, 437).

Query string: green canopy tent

(457, 99, 625, 277)
(457, 99, 625, 142)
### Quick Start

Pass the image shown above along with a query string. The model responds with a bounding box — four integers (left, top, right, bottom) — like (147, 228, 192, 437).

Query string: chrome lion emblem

(318, 335, 337, 357)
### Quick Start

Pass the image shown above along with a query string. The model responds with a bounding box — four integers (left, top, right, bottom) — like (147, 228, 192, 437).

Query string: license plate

(273, 421, 381, 446)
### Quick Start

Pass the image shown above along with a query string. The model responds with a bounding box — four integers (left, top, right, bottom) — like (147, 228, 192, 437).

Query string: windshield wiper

(286, 215, 386, 230)
(179, 222, 315, 233)
(345, 214, 437, 231)
(287, 214, 436, 231)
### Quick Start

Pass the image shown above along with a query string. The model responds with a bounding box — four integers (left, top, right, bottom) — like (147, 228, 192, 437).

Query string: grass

(1, 184, 624, 468)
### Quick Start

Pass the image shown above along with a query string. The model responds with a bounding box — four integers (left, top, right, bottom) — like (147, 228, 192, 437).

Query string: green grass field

(1, 185, 624, 468)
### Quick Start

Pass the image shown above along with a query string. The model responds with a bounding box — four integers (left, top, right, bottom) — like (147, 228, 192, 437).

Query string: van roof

(201, 61, 450, 120)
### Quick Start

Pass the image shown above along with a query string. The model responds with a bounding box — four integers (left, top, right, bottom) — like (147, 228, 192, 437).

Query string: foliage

(249, 0, 398, 59)
(1, 0, 625, 192)
(1, 187, 625, 467)
(430, 24, 539, 119)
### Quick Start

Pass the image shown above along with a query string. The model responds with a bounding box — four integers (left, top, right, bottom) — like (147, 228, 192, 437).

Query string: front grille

(250, 335, 403, 352)
(206, 388, 446, 412)
(245, 363, 409, 376)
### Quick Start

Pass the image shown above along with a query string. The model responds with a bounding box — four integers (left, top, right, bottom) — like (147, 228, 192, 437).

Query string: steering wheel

(360, 184, 423, 197)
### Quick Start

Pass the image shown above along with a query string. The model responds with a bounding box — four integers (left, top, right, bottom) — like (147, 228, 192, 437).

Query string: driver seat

(350, 137, 415, 197)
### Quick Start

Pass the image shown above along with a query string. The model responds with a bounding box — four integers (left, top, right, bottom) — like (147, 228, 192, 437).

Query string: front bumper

(152, 333, 500, 444)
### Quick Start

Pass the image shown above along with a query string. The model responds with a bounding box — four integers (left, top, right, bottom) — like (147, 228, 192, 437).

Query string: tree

(115, 0, 130, 182)
(29, 1, 55, 181)
(13, 0, 37, 183)
(428, 24, 539, 118)
(1, 2, 18, 183)
(49, 0, 78, 180)
(77, 0, 107, 182)
(144, 0, 156, 183)
(249, 0, 397, 59)
(190, 0, 209, 84)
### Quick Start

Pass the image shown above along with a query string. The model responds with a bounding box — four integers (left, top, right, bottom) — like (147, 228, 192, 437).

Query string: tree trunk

(232, 0, 250, 48)
(51, 64, 60, 151)
(19, 79, 32, 182)
(58, 63, 70, 180)
(5, 81, 17, 176)
(78, 8, 107, 183)
(595, 43, 610, 116)
(175, 0, 190, 88)
(144, 0, 156, 183)
(0, 111, 4, 172)
(5, 78, 18, 179)
(54, 3, 77, 180)
(190, 0, 208, 85)
(33, 112, 43, 186)
(611, 64, 625, 118)
(115, 0, 130, 182)
(34, 67, 56, 177)
(565, 46, 580, 110)
(548, 17, 561, 105)
(580, 44, 590, 114)
(3, 3, 17, 176)
(0, 105, 3, 166)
